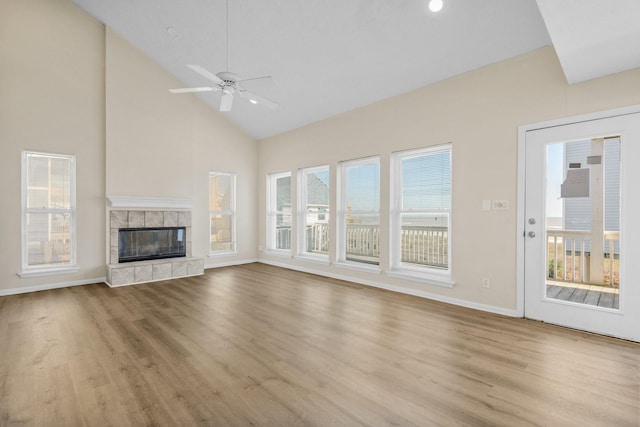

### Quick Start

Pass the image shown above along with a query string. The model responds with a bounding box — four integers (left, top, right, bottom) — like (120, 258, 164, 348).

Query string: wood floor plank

(1, 263, 638, 426)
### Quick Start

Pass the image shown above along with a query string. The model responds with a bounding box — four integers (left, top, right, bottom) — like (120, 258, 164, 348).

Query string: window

(298, 166, 330, 258)
(267, 172, 292, 252)
(338, 157, 380, 266)
(21, 151, 76, 275)
(390, 145, 451, 283)
(209, 172, 236, 254)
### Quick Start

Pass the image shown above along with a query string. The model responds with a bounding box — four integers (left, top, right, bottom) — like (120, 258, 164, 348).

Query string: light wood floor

(1, 263, 638, 426)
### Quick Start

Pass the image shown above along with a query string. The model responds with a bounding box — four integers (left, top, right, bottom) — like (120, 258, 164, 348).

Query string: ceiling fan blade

(220, 92, 234, 112)
(186, 64, 224, 84)
(236, 75, 273, 84)
(240, 91, 278, 109)
(169, 87, 215, 94)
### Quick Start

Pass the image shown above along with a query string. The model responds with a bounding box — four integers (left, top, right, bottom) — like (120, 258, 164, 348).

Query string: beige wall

(105, 28, 258, 265)
(0, 0, 106, 292)
(2, 0, 639, 307)
(0, 0, 258, 294)
(258, 47, 640, 312)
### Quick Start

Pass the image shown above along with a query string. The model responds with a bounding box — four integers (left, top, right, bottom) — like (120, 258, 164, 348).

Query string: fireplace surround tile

(164, 211, 178, 227)
(107, 256, 203, 287)
(128, 210, 145, 228)
(107, 206, 203, 287)
(145, 211, 164, 227)
(178, 211, 191, 227)
(110, 248, 118, 265)
(110, 210, 128, 229)
(152, 263, 172, 280)
(111, 266, 135, 286)
(110, 229, 118, 248)
(187, 259, 204, 275)
(135, 265, 153, 282)
(173, 261, 188, 277)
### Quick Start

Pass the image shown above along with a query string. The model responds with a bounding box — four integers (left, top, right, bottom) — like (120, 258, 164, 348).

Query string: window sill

(262, 249, 292, 259)
(294, 254, 329, 265)
(18, 266, 80, 278)
(208, 251, 237, 258)
(335, 261, 381, 274)
(386, 269, 454, 288)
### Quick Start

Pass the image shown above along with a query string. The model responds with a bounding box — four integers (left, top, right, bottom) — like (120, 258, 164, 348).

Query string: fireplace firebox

(118, 227, 186, 263)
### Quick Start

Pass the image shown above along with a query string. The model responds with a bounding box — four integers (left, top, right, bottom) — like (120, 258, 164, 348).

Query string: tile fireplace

(106, 200, 203, 286)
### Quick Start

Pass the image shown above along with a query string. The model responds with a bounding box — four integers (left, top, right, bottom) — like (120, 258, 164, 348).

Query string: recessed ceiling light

(249, 99, 258, 105)
(428, 0, 443, 12)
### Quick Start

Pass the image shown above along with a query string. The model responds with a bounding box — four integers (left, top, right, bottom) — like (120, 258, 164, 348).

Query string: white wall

(0, 0, 106, 293)
(258, 47, 640, 313)
(105, 28, 258, 266)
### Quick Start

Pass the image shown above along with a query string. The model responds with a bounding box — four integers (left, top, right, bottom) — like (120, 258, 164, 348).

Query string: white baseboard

(258, 258, 519, 318)
(0, 277, 106, 297)
(2, 260, 519, 319)
(204, 258, 258, 270)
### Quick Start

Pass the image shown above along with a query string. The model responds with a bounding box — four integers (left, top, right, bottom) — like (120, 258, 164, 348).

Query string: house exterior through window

(267, 171, 292, 252)
(390, 144, 452, 285)
(209, 172, 236, 254)
(298, 166, 330, 259)
(338, 157, 380, 267)
(21, 151, 76, 276)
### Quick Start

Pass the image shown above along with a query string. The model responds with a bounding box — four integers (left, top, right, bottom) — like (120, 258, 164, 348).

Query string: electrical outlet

(492, 200, 509, 210)
(482, 278, 490, 288)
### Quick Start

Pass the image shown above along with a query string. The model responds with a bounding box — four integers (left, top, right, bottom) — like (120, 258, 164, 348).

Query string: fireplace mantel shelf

(107, 196, 192, 210)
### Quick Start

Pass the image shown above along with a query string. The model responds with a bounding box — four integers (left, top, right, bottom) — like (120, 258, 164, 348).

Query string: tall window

(338, 157, 380, 266)
(209, 172, 236, 254)
(21, 151, 76, 274)
(267, 172, 292, 251)
(298, 166, 330, 258)
(391, 145, 451, 280)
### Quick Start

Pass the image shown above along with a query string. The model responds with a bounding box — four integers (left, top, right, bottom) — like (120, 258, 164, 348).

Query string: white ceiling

(536, 0, 640, 84)
(71, 0, 638, 140)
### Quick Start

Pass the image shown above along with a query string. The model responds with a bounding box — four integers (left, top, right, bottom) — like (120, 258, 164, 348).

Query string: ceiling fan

(170, 66, 277, 112)
(169, 0, 277, 112)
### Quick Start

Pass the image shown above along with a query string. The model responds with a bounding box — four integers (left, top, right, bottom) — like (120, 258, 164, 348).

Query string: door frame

(516, 104, 640, 318)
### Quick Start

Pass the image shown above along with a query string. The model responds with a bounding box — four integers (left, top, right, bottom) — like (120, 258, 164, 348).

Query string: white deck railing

(344, 224, 380, 261)
(546, 229, 619, 286)
(278, 224, 448, 268)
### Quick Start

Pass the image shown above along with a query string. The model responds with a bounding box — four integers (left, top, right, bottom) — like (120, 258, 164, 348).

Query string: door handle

(528, 231, 536, 238)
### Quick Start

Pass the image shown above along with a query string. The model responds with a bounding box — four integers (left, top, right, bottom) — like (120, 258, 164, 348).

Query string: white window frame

(20, 150, 78, 277)
(297, 165, 330, 261)
(208, 171, 236, 256)
(389, 144, 453, 287)
(266, 171, 292, 254)
(337, 156, 380, 270)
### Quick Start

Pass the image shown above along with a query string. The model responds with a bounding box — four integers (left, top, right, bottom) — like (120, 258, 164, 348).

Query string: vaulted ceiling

(72, 0, 640, 139)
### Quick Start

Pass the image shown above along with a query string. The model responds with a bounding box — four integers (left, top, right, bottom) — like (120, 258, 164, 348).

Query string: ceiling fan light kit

(168, 0, 277, 112)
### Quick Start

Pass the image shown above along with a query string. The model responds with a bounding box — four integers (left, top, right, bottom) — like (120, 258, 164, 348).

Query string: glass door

(544, 137, 620, 308)
(524, 112, 640, 341)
